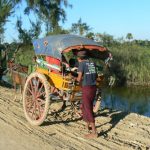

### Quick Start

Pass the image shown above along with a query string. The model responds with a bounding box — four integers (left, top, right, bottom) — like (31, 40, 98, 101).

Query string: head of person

(76, 49, 88, 62)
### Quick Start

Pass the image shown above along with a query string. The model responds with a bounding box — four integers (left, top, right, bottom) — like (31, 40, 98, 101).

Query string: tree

(70, 18, 92, 36)
(85, 32, 95, 40)
(16, 17, 41, 44)
(46, 25, 69, 35)
(0, 0, 21, 43)
(0, 0, 13, 43)
(126, 33, 133, 41)
(24, 0, 72, 33)
(95, 33, 114, 47)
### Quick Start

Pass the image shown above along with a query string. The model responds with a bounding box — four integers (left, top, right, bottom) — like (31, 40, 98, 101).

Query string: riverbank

(0, 85, 150, 150)
(126, 81, 150, 87)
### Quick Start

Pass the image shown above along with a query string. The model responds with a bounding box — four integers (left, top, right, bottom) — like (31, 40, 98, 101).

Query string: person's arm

(71, 67, 78, 72)
(76, 72, 82, 82)
(76, 61, 84, 82)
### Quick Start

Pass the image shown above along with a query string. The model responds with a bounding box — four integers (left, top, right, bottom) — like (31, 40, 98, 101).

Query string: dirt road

(0, 85, 150, 150)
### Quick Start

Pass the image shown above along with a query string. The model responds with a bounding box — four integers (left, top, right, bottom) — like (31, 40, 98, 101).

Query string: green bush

(110, 44, 150, 86)
(15, 44, 35, 66)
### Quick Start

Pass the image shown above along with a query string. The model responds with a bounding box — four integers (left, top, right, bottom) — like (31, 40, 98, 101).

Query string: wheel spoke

(38, 83, 44, 94)
(26, 86, 33, 95)
(36, 102, 42, 119)
(36, 91, 46, 98)
(29, 79, 34, 94)
(34, 77, 40, 94)
(25, 95, 32, 100)
(34, 107, 38, 120)
(37, 98, 45, 117)
(26, 100, 32, 107)
(37, 98, 45, 106)
(31, 104, 36, 119)
(26, 100, 35, 112)
(28, 102, 39, 120)
(34, 102, 41, 120)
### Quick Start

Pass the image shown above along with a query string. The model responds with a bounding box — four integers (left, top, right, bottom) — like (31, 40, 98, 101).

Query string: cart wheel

(23, 72, 50, 126)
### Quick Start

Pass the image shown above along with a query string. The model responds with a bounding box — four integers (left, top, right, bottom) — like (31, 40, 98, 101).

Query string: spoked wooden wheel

(23, 72, 50, 126)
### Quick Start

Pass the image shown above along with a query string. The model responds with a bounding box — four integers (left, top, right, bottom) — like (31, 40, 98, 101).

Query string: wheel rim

(24, 76, 47, 121)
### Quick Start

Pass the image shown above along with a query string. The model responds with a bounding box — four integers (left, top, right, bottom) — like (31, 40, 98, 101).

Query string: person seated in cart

(69, 58, 78, 71)
(61, 54, 79, 77)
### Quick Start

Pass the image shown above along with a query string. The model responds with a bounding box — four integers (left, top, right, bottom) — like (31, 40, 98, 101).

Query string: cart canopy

(32, 34, 107, 59)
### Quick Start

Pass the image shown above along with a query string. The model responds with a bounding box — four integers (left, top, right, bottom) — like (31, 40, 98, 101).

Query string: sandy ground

(0, 85, 150, 150)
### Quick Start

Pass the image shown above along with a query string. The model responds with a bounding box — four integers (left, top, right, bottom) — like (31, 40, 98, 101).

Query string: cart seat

(46, 56, 61, 74)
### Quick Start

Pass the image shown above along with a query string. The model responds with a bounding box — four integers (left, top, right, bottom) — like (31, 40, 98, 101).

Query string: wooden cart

(23, 34, 111, 125)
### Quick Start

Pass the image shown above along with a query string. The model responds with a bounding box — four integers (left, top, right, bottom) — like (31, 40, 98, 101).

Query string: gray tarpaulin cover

(32, 34, 101, 59)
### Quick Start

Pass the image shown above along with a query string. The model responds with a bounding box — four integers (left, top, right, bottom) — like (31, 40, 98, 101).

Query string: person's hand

(71, 67, 77, 72)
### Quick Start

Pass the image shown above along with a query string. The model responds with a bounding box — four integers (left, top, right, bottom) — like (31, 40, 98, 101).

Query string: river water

(101, 87, 150, 117)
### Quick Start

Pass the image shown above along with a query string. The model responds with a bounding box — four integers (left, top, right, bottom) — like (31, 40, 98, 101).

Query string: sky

(4, 0, 150, 43)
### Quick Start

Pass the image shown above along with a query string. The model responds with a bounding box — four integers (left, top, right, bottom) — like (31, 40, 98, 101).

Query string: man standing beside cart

(75, 49, 98, 139)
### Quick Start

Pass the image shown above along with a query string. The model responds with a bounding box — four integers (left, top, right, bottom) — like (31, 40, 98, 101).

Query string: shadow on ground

(96, 109, 128, 137)
(42, 107, 128, 137)
(0, 80, 13, 88)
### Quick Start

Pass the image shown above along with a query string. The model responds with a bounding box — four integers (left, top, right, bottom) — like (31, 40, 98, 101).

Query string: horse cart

(22, 34, 111, 126)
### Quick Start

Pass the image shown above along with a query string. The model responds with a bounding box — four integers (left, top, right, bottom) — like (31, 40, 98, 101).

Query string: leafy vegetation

(14, 44, 35, 66)
(70, 18, 92, 36)
(24, 0, 72, 33)
(110, 43, 150, 86)
(0, 0, 15, 43)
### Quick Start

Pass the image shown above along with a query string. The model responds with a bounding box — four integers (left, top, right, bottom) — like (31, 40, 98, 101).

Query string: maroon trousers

(82, 85, 97, 123)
